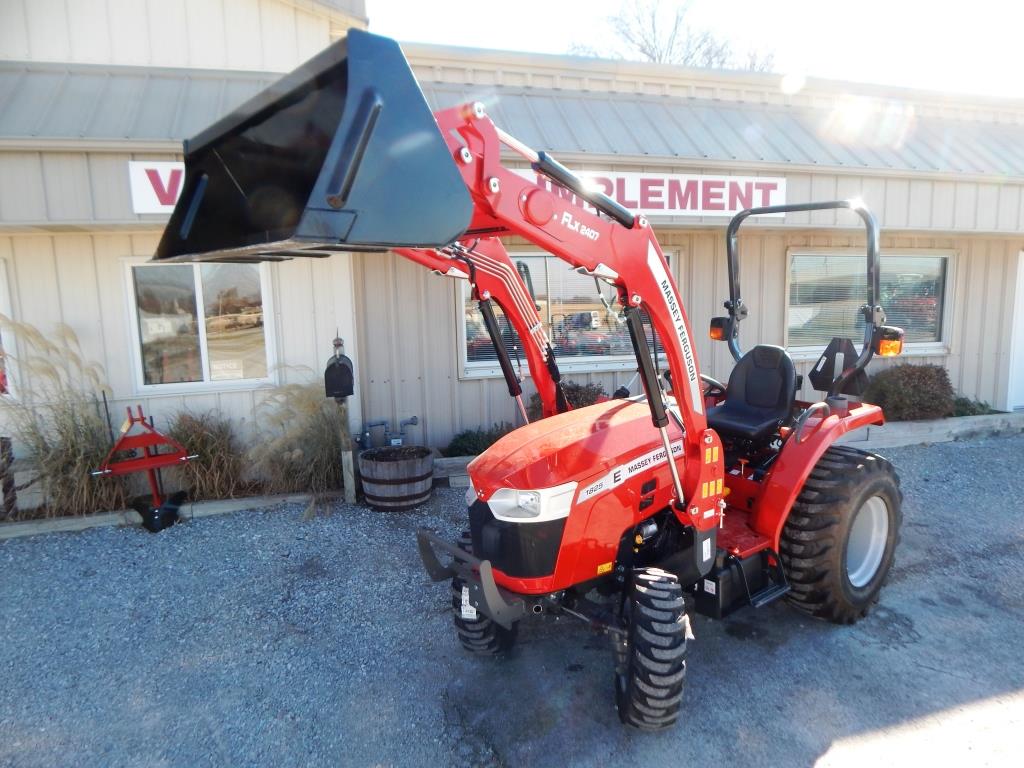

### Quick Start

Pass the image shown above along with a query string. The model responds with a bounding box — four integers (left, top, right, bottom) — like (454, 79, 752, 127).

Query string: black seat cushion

(707, 345, 796, 442)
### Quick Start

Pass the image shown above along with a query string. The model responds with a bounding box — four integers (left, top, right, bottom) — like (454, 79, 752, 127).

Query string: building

(1, 0, 1022, 469)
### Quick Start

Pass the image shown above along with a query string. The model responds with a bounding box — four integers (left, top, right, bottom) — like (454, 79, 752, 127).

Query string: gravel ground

(2, 434, 1023, 767)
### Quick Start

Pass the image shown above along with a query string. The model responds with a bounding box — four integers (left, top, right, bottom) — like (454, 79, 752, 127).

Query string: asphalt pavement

(1, 434, 1022, 767)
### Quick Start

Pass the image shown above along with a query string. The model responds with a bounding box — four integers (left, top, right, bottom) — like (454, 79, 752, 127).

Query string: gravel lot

(2, 434, 1023, 767)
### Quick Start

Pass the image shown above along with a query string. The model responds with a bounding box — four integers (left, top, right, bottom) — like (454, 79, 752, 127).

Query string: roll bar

(723, 199, 883, 397)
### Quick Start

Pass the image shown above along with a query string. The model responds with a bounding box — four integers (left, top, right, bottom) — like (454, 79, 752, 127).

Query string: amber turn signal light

(873, 325, 905, 357)
(709, 316, 729, 341)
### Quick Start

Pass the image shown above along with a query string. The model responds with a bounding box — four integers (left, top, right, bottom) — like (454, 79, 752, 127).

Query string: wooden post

(338, 398, 357, 504)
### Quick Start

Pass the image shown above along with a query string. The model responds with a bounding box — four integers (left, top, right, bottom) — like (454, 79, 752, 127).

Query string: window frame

(122, 257, 279, 394)
(784, 247, 955, 362)
(457, 250, 674, 380)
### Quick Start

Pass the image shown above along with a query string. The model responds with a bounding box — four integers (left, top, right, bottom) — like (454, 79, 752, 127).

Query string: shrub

(863, 364, 955, 421)
(526, 380, 608, 421)
(0, 316, 127, 518)
(249, 383, 346, 494)
(443, 423, 514, 457)
(166, 411, 249, 500)
(952, 396, 993, 417)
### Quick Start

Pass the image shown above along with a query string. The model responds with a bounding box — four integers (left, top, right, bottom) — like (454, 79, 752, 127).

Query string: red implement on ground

(152, 29, 909, 731)
(94, 406, 194, 532)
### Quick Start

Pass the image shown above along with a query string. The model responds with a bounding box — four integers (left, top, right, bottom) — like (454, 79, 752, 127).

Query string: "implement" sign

(516, 170, 786, 218)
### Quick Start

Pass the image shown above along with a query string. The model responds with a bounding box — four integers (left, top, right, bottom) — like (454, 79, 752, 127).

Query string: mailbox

(325, 337, 354, 399)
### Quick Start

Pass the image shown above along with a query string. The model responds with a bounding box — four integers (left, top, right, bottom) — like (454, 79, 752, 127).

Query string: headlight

(486, 481, 578, 523)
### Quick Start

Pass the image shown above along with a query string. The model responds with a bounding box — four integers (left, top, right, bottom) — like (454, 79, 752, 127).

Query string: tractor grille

(467, 500, 565, 579)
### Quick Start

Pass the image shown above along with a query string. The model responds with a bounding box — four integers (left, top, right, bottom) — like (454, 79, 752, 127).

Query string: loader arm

(431, 105, 722, 531)
(394, 238, 570, 419)
(153, 29, 723, 533)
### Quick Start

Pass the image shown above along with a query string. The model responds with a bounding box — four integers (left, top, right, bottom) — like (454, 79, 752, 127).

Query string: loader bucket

(154, 29, 471, 262)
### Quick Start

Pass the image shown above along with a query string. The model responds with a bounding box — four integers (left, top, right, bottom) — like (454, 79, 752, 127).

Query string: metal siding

(67, 0, 112, 63)
(0, 0, 30, 61)
(92, 233, 138, 396)
(24, 0, 70, 62)
(41, 153, 93, 221)
(87, 153, 136, 221)
(996, 184, 1021, 232)
(107, 0, 150, 66)
(260, 0, 300, 73)
(185, 0, 228, 70)
(907, 179, 933, 229)
(0, 153, 48, 221)
(976, 183, 1000, 232)
(884, 178, 910, 228)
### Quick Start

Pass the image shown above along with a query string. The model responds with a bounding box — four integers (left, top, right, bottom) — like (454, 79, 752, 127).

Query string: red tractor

(155, 30, 907, 731)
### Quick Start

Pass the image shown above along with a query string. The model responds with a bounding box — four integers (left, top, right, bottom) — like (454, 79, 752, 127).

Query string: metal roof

(2, 60, 1024, 178)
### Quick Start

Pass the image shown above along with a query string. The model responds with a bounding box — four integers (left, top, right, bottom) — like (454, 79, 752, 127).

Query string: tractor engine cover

(465, 398, 687, 591)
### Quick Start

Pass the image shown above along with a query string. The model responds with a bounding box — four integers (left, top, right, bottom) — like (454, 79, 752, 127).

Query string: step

(749, 582, 790, 608)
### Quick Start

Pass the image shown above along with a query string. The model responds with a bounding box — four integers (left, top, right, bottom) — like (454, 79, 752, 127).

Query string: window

(462, 253, 664, 376)
(788, 252, 948, 348)
(130, 262, 272, 387)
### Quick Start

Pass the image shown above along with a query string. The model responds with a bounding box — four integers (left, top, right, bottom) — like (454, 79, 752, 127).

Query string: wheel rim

(846, 495, 889, 588)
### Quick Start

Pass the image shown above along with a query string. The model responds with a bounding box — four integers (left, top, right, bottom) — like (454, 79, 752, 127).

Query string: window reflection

(133, 265, 202, 385)
(132, 263, 270, 385)
(201, 264, 268, 380)
(464, 254, 657, 366)
(788, 254, 945, 346)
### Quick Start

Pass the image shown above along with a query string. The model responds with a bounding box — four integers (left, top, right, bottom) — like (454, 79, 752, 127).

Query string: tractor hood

(154, 29, 472, 263)
(467, 398, 681, 499)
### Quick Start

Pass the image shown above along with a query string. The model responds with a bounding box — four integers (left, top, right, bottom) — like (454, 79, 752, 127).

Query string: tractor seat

(707, 345, 797, 442)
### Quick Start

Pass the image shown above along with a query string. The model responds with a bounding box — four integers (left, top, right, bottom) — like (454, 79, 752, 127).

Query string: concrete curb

(0, 492, 340, 542)
(836, 411, 1024, 449)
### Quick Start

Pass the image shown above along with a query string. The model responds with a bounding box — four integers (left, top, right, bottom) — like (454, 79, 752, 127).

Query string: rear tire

(451, 532, 517, 655)
(614, 568, 689, 731)
(780, 446, 902, 624)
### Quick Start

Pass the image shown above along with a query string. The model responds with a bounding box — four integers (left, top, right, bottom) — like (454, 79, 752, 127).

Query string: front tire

(451, 532, 517, 655)
(780, 446, 903, 624)
(614, 568, 690, 731)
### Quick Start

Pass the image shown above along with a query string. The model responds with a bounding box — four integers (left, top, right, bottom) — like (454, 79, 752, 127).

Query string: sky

(366, 0, 1024, 99)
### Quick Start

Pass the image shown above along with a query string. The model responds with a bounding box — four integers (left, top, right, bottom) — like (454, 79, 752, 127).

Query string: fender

(752, 402, 885, 549)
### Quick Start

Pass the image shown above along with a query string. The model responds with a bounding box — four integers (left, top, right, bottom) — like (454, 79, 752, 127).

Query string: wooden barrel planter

(358, 446, 434, 511)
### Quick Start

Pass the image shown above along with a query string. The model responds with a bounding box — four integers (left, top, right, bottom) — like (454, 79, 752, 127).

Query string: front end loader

(156, 29, 906, 731)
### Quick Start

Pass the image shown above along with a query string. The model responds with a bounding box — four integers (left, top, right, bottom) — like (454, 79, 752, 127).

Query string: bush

(443, 423, 514, 457)
(863, 364, 955, 421)
(249, 383, 346, 494)
(0, 317, 127, 518)
(167, 411, 249, 500)
(526, 380, 608, 421)
(952, 396, 993, 417)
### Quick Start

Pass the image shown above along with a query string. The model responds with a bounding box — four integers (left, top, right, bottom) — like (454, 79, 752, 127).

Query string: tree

(573, 1, 775, 72)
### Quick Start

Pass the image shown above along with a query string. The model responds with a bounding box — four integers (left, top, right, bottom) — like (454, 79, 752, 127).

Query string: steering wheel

(701, 374, 726, 399)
